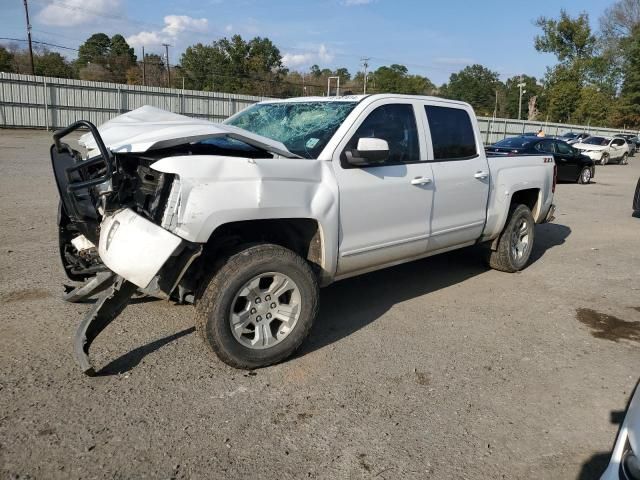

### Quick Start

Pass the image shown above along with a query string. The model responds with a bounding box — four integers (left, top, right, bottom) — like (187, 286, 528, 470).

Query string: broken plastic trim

(74, 275, 138, 376)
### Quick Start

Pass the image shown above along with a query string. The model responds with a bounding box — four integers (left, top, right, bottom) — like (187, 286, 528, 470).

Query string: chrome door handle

(411, 177, 432, 185)
(474, 171, 489, 179)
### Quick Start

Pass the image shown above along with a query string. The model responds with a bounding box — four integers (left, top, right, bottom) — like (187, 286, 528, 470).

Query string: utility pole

(141, 46, 146, 86)
(493, 89, 498, 119)
(23, 0, 35, 75)
(361, 57, 370, 94)
(517, 76, 527, 120)
(162, 43, 171, 88)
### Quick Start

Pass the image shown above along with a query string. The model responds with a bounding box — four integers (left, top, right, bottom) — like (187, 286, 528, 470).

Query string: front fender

(151, 155, 340, 279)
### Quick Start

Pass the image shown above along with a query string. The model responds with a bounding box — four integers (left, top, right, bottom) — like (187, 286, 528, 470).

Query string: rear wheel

(620, 153, 629, 165)
(489, 204, 535, 273)
(578, 167, 592, 184)
(196, 244, 319, 369)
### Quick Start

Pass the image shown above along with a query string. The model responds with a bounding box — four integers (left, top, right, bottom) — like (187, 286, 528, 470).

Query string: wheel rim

(510, 218, 531, 261)
(229, 272, 302, 350)
(601, 155, 608, 165)
(622, 155, 628, 165)
(582, 168, 591, 183)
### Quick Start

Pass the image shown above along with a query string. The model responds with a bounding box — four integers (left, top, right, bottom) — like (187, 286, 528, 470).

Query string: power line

(0, 36, 79, 51)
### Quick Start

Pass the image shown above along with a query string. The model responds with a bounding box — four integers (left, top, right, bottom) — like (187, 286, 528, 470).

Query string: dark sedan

(486, 136, 596, 184)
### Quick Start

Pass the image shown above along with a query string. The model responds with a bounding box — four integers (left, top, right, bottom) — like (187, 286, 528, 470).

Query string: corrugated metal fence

(1, 72, 637, 142)
(0, 72, 266, 129)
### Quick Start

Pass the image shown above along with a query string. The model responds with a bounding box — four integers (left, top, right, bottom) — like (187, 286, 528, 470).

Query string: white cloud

(162, 15, 208, 37)
(344, 0, 374, 5)
(282, 44, 334, 68)
(126, 15, 208, 48)
(37, 0, 123, 27)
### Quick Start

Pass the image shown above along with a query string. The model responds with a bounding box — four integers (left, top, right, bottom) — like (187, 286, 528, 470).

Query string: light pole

(361, 57, 370, 94)
(517, 79, 526, 120)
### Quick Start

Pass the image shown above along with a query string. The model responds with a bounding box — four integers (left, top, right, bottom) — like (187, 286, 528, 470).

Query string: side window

(424, 105, 477, 160)
(613, 139, 625, 147)
(555, 141, 572, 155)
(341, 104, 420, 167)
(535, 140, 555, 154)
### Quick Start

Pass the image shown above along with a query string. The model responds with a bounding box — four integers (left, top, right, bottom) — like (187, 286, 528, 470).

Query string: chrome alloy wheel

(229, 272, 301, 349)
(511, 218, 532, 261)
(581, 167, 592, 183)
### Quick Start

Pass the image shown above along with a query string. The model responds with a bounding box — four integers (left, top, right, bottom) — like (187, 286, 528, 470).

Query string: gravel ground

(1, 129, 639, 480)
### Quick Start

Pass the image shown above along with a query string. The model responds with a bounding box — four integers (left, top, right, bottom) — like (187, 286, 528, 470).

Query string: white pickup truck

(50, 94, 556, 375)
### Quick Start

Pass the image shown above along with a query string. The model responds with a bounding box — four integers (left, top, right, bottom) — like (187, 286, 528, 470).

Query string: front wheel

(578, 166, 592, 184)
(600, 153, 609, 166)
(620, 153, 629, 165)
(489, 204, 535, 273)
(196, 244, 319, 369)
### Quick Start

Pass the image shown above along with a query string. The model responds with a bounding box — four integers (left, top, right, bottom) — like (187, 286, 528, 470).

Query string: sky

(0, 0, 618, 85)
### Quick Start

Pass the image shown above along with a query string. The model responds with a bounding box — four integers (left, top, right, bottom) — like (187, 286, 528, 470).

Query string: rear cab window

(424, 105, 477, 161)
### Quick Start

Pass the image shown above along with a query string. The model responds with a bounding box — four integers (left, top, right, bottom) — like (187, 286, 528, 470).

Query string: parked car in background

(615, 134, 639, 156)
(601, 380, 640, 480)
(487, 136, 595, 184)
(561, 132, 590, 144)
(574, 136, 630, 165)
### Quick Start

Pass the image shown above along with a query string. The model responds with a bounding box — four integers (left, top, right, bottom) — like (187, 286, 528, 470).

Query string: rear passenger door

(422, 104, 490, 251)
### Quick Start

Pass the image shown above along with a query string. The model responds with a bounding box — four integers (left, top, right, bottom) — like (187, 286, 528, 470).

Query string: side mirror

(345, 137, 389, 166)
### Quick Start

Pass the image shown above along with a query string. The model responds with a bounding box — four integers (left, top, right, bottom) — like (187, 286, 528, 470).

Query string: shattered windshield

(225, 101, 358, 159)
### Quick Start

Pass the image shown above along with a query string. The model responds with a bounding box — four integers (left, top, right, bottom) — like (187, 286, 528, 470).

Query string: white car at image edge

(574, 136, 630, 166)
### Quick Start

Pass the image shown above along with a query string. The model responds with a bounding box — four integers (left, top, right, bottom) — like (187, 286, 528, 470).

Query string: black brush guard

(51, 121, 138, 376)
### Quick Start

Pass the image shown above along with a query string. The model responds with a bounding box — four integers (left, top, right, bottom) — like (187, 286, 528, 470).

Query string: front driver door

(333, 100, 434, 277)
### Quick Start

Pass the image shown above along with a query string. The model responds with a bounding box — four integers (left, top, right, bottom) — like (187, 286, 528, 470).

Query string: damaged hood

(79, 105, 299, 158)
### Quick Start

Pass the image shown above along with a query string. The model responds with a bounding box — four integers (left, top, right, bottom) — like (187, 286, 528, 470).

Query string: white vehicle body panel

(80, 95, 555, 287)
(601, 382, 640, 479)
(98, 209, 183, 288)
(150, 155, 340, 282)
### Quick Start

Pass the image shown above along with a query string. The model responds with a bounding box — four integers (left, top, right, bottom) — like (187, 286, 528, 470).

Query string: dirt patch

(1, 288, 51, 303)
(414, 370, 431, 386)
(576, 308, 640, 343)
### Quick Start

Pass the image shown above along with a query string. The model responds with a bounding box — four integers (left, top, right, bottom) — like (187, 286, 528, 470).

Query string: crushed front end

(51, 121, 201, 375)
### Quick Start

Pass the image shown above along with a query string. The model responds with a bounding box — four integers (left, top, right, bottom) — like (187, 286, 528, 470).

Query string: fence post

(43, 77, 49, 131)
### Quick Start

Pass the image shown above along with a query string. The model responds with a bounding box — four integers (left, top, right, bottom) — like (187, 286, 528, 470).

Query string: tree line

(1, 0, 639, 128)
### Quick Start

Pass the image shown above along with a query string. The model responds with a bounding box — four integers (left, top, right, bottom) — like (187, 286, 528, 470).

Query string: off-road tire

(489, 204, 535, 273)
(196, 243, 319, 369)
(578, 166, 592, 184)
